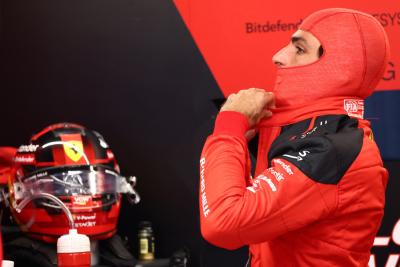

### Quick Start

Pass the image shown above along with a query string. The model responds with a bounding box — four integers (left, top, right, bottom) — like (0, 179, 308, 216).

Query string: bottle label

(140, 238, 149, 254)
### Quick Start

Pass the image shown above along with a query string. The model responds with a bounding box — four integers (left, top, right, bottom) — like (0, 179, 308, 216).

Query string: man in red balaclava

(199, 8, 390, 266)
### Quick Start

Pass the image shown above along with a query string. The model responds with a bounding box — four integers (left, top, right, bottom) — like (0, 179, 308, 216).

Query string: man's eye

(296, 46, 305, 55)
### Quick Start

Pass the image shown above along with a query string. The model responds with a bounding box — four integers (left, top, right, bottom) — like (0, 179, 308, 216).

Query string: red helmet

(9, 123, 126, 243)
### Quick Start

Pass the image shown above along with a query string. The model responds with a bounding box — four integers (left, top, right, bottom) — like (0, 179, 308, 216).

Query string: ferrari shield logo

(64, 140, 84, 162)
(60, 134, 85, 163)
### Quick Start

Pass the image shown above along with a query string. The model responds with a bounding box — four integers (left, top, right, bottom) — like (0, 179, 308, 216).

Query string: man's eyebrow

(291, 36, 309, 47)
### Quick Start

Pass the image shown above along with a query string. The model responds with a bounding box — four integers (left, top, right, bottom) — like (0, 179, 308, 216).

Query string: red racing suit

(199, 100, 388, 266)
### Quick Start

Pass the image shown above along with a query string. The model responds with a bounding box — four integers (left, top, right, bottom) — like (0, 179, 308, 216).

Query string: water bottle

(57, 229, 91, 267)
(2, 260, 14, 267)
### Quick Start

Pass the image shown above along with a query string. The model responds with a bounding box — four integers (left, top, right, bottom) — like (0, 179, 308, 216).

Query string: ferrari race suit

(199, 8, 390, 267)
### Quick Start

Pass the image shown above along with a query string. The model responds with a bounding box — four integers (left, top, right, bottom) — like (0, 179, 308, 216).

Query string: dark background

(1, 1, 398, 266)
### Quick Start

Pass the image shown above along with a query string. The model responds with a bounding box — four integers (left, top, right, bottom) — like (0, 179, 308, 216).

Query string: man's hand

(220, 88, 275, 127)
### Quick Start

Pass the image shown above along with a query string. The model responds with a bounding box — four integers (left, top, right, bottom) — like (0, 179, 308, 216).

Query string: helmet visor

(21, 166, 123, 197)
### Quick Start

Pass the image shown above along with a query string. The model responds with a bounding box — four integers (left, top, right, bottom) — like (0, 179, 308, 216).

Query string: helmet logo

(60, 134, 85, 163)
(64, 140, 84, 162)
(72, 195, 93, 206)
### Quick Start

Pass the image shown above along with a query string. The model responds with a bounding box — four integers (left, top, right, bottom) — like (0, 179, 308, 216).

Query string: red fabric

(0, 147, 17, 185)
(273, 8, 390, 107)
(200, 8, 389, 267)
(0, 147, 15, 262)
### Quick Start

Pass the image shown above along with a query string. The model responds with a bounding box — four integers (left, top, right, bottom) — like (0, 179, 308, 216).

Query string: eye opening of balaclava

(273, 8, 390, 108)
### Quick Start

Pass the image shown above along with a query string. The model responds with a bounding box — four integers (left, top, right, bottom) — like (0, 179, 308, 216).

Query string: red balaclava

(270, 8, 390, 122)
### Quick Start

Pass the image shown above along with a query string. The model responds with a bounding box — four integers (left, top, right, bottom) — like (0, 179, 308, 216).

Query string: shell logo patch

(72, 195, 93, 206)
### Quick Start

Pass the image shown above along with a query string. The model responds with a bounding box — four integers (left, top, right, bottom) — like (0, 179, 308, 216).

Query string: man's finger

(267, 92, 276, 108)
(261, 92, 275, 108)
(245, 129, 257, 141)
(260, 109, 273, 119)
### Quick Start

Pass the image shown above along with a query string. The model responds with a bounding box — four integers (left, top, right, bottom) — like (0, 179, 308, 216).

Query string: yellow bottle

(138, 221, 155, 261)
